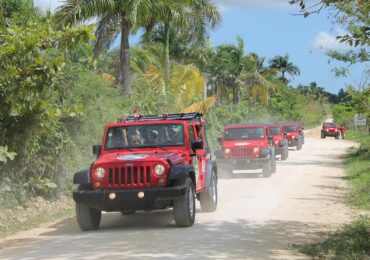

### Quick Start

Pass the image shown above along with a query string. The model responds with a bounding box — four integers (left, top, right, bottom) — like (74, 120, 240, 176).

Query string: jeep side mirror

(217, 137, 222, 144)
(191, 140, 203, 151)
(93, 145, 101, 157)
(268, 135, 274, 141)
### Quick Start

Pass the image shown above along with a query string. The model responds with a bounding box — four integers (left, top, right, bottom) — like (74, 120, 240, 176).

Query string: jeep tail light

(94, 167, 105, 179)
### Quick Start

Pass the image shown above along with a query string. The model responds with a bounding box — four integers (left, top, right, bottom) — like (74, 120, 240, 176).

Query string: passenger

(168, 127, 182, 144)
(146, 130, 159, 145)
(111, 128, 124, 148)
(129, 130, 142, 146)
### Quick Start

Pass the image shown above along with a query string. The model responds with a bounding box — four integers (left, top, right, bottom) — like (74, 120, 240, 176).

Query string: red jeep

(73, 113, 218, 230)
(281, 122, 304, 150)
(321, 122, 340, 139)
(215, 123, 276, 178)
(267, 124, 288, 160)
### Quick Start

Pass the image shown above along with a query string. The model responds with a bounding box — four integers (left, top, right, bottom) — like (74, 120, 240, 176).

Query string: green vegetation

(345, 130, 370, 209)
(294, 217, 370, 259)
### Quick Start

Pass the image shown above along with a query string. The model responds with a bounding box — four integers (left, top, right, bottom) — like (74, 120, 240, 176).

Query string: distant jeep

(321, 122, 340, 139)
(280, 122, 304, 150)
(267, 124, 288, 160)
(215, 123, 276, 178)
(73, 113, 217, 230)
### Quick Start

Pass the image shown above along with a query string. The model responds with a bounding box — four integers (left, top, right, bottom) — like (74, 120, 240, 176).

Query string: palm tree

(131, 45, 216, 113)
(145, 0, 221, 90)
(269, 54, 300, 84)
(55, 0, 152, 96)
(241, 53, 278, 104)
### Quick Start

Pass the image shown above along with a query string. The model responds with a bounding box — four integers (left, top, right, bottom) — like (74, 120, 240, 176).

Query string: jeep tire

(199, 170, 217, 212)
(271, 158, 277, 174)
(173, 177, 195, 227)
(76, 202, 101, 231)
(321, 132, 326, 139)
(297, 143, 302, 150)
(262, 162, 272, 177)
(281, 149, 288, 161)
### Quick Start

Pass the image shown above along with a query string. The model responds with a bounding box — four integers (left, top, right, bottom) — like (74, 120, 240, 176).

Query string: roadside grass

(0, 196, 74, 238)
(294, 217, 370, 259)
(295, 129, 370, 259)
(346, 130, 370, 209)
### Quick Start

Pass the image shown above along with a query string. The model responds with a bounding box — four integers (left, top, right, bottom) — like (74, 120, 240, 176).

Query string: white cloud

(33, 0, 63, 11)
(213, 0, 291, 10)
(311, 29, 350, 52)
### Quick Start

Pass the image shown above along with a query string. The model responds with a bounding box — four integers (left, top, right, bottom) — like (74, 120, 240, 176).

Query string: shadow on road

(0, 214, 320, 259)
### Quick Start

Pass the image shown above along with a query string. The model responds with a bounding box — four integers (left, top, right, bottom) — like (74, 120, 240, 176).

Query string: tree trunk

(163, 22, 171, 96)
(119, 16, 131, 96)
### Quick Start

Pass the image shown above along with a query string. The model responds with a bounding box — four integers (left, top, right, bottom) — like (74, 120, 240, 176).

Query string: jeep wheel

(262, 162, 272, 178)
(76, 202, 101, 231)
(297, 143, 302, 150)
(281, 149, 288, 161)
(199, 171, 217, 212)
(173, 177, 195, 227)
(271, 158, 277, 174)
(335, 135, 340, 139)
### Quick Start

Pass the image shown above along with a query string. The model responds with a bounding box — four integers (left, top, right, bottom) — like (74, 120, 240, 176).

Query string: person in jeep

(72, 113, 218, 231)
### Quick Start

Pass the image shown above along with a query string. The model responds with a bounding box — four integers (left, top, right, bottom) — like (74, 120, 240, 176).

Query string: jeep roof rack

(121, 112, 203, 123)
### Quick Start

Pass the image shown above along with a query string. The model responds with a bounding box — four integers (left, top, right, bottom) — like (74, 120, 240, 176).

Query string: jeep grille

(108, 165, 151, 188)
(231, 148, 253, 158)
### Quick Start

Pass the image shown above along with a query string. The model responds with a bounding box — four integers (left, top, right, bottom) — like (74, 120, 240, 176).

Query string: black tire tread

(199, 171, 217, 212)
(173, 178, 195, 227)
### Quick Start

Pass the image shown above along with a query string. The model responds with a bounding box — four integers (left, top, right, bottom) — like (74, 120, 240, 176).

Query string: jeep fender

(205, 160, 217, 188)
(73, 170, 91, 185)
(169, 165, 195, 186)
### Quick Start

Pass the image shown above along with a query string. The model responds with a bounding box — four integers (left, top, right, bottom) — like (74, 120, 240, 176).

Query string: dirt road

(0, 135, 357, 259)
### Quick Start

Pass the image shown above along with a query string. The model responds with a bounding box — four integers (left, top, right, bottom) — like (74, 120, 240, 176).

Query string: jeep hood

(223, 139, 268, 147)
(96, 151, 185, 165)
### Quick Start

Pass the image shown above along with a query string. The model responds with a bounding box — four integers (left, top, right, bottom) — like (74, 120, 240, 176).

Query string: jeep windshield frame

(224, 127, 266, 140)
(104, 123, 185, 150)
(324, 123, 336, 128)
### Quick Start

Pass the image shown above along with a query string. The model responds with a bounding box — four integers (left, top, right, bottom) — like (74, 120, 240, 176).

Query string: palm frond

(181, 95, 217, 114)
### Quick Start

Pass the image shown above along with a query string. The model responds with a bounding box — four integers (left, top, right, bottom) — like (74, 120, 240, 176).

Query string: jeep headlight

(94, 167, 105, 179)
(253, 147, 260, 153)
(225, 148, 231, 154)
(154, 164, 165, 176)
(274, 140, 279, 145)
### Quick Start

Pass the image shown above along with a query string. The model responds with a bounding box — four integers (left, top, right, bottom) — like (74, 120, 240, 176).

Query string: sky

(34, 0, 369, 94)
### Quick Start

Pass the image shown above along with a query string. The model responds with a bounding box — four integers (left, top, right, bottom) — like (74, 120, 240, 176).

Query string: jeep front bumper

(216, 155, 271, 170)
(288, 140, 302, 146)
(73, 186, 186, 211)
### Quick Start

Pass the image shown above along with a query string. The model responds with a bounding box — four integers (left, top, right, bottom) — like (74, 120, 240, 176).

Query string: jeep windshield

(269, 127, 281, 136)
(283, 125, 297, 132)
(224, 127, 265, 140)
(104, 124, 185, 150)
(324, 123, 336, 128)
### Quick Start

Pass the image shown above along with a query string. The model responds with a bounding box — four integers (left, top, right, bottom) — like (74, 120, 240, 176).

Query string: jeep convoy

(73, 113, 217, 230)
(215, 123, 276, 178)
(73, 113, 307, 231)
